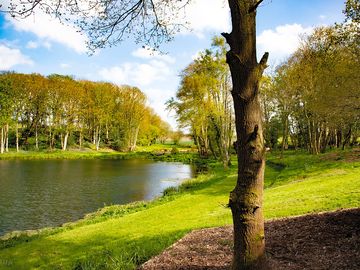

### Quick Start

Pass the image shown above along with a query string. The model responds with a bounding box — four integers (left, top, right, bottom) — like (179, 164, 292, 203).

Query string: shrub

(171, 147, 179, 155)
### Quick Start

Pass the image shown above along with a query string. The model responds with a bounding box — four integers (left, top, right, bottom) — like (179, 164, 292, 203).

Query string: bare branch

(2, 0, 191, 52)
(248, 0, 264, 13)
(258, 52, 269, 74)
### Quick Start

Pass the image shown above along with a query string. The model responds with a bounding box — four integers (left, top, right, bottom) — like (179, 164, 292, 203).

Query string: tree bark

(106, 122, 109, 141)
(130, 125, 139, 152)
(5, 123, 9, 153)
(35, 124, 39, 150)
(79, 130, 83, 150)
(223, 0, 268, 268)
(93, 128, 96, 145)
(342, 125, 352, 150)
(280, 115, 288, 159)
(320, 127, 330, 153)
(336, 129, 342, 148)
(62, 132, 69, 151)
(0, 126, 4, 154)
(51, 131, 56, 150)
(16, 123, 19, 152)
(96, 126, 101, 151)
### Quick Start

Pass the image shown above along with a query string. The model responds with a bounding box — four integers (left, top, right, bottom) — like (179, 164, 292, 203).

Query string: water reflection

(0, 159, 194, 236)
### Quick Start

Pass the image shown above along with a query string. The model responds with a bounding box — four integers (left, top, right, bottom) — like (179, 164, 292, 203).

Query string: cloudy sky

(0, 0, 345, 128)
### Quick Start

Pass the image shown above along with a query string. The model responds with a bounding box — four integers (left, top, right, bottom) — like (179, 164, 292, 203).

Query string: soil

(140, 208, 360, 270)
(320, 148, 360, 162)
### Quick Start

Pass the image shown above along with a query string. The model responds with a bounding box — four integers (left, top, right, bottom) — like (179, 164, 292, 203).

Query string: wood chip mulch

(140, 208, 360, 270)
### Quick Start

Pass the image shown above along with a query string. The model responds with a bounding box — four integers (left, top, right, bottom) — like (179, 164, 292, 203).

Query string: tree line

(262, 22, 359, 155)
(170, 23, 359, 162)
(0, 73, 171, 153)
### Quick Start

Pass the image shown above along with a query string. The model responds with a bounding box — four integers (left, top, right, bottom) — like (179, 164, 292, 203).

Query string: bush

(162, 186, 178, 196)
(171, 147, 179, 155)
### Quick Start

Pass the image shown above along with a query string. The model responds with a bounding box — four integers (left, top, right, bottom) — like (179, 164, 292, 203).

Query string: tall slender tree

(169, 41, 234, 167)
(221, 1, 269, 268)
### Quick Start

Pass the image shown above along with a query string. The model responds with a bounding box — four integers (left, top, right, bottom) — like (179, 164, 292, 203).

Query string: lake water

(0, 159, 195, 236)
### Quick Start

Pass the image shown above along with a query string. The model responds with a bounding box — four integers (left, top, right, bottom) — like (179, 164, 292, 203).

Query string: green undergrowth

(265, 149, 360, 187)
(0, 149, 359, 269)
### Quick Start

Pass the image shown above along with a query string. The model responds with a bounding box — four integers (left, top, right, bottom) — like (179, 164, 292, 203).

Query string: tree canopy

(0, 72, 171, 153)
(168, 37, 234, 167)
(259, 21, 359, 154)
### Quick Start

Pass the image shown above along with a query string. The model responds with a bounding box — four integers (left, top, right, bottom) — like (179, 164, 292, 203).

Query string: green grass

(0, 145, 198, 163)
(0, 149, 359, 269)
(0, 148, 127, 160)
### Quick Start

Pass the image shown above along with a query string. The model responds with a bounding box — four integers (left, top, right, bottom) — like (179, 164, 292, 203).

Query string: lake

(0, 159, 195, 236)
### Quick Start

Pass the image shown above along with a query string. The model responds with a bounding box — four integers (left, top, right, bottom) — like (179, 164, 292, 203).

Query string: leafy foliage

(0, 72, 171, 152)
(261, 23, 360, 154)
(168, 37, 234, 167)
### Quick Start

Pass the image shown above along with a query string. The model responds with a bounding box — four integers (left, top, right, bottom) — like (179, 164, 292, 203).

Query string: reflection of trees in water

(0, 159, 193, 236)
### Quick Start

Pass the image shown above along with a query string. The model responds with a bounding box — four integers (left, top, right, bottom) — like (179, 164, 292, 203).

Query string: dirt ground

(140, 208, 360, 270)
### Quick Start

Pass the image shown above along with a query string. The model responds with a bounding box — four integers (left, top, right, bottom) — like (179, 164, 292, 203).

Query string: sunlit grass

(0, 148, 126, 160)
(0, 149, 359, 269)
(0, 145, 195, 161)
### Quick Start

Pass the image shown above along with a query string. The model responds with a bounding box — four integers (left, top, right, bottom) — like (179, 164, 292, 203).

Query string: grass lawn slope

(0, 149, 359, 269)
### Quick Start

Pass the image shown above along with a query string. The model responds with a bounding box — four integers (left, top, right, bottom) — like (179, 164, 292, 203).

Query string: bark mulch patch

(320, 148, 360, 162)
(140, 208, 360, 270)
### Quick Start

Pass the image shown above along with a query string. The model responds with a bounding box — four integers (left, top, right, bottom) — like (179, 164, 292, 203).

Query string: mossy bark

(222, 0, 269, 269)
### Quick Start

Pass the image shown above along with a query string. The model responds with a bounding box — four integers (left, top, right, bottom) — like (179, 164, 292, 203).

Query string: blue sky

(0, 0, 345, 128)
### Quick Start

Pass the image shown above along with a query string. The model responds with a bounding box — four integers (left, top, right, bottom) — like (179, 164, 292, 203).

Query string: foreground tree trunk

(222, 0, 269, 268)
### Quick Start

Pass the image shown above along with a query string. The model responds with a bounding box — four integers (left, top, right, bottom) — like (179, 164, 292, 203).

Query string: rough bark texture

(222, 0, 268, 269)
(0, 127, 4, 154)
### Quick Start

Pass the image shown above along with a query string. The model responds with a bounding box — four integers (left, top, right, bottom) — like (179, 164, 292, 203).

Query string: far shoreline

(0, 144, 199, 163)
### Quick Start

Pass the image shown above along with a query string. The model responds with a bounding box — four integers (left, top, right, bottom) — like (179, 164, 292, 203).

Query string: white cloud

(60, 63, 70, 69)
(26, 40, 52, 50)
(257, 24, 313, 65)
(26, 41, 38, 49)
(132, 46, 175, 64)
(99, 60, 173, 87)
(0, 45, 33, 70)
(6, 12, 87, 54)
(319, 15, 327, 20)
(43, 41, 52, 49)
(182, 0, 230, 37)
(147, 87, 178, 129)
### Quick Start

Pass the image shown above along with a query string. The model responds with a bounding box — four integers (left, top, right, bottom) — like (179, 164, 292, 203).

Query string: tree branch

(248, 0, 264, 13)
(221, 32, 234, 48)
(258, 52, 269, 74)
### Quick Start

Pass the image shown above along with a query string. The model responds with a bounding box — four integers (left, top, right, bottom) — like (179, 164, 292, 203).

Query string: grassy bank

(0, 144, 198, 163)
(0, 149, 359, 269)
